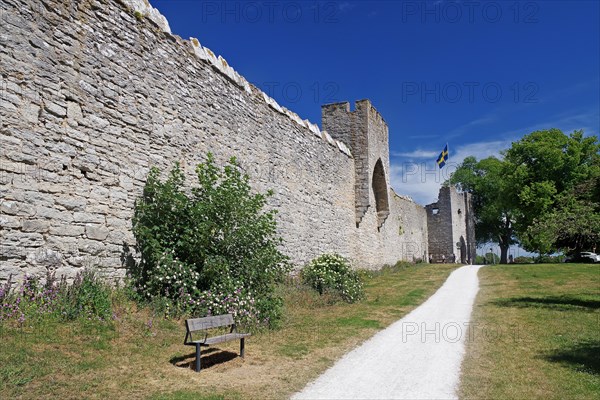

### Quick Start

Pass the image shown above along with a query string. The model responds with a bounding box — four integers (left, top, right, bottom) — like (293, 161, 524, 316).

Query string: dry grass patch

(0, 262, 459, 399)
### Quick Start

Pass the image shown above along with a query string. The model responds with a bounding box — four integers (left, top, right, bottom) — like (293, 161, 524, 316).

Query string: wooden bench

(184, 314, 250, 372)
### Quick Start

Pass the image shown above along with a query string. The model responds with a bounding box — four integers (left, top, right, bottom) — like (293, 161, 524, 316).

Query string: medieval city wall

(426, 186, 474, 263)
(0, 0, 433, 280)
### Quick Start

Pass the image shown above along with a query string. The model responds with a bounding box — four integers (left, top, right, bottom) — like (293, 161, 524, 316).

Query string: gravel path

(292, 264, 484, 400)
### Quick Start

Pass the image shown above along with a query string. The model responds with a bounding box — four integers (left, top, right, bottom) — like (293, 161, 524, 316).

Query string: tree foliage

(448, 129, 600, 260)
(131, 154, 290, 327)
(448, 156, 517, 263)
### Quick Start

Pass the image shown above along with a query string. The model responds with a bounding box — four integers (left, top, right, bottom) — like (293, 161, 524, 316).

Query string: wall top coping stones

(120, 0, 171, 33)
(120, 0, 352, 159)
(390, 188, 417, 205)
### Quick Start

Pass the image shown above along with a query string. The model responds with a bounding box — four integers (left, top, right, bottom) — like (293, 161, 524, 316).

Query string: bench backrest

(186, 314, 234, 333)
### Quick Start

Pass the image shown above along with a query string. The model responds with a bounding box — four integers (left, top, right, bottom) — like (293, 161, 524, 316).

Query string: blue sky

(152, 0, 599, 207)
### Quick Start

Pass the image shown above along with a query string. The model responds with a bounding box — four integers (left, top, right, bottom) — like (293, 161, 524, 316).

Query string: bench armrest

(184, 329, 209, 345)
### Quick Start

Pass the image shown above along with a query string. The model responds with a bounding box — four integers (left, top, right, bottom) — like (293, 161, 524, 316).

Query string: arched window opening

(459, 236, 467, 264)
(372, 158, 390, 229)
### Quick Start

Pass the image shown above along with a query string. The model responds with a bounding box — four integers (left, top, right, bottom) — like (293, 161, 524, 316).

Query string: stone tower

(322, 100, 391, 229)
(426, 186, 476, 263)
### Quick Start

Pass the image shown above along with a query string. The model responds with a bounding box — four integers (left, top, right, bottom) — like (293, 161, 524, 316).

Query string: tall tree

(505, 129, 600, 254)
(448, 156, 517, 264)
(448, 129, 600, 261)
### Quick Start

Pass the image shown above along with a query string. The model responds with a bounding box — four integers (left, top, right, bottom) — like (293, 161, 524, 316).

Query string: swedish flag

(436, 144, 449, 169)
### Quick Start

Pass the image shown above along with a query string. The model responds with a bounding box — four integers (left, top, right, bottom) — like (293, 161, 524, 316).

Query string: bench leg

(240, 338, 245, 358)
(195, 344, 202, 372)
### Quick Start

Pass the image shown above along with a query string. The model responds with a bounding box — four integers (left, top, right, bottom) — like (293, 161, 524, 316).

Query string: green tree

(449, 129, 600, 260)
(131, 153, 289, 326)
(505, 129, 600, 244)
(448, 156, 517, 264)
(525, 194, 600, 254)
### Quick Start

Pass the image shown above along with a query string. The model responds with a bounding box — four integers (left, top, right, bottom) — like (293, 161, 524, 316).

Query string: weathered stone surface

(44, 101, 67, 117)
(0, 215, 22, 228)
(66, 101, 83, 123)
(22, 219, 50, 233)
(85, 225, 109, 241)
(55, 196, 87, 211)
(49, 224, 85, 237)
(26, 248, 63, 267)
(0, 0, 474, 283)
(426, 186, 476, 264)
(73, 212, 105, 224)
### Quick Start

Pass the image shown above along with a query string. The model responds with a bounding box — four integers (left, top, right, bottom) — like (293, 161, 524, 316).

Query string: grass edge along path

(459, 263, 600, 400)
(0, 262, 460, 400)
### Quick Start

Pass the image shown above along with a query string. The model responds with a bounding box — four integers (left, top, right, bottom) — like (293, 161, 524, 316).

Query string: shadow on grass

(170, 348, 239, 370)
(543, 340, 600, 375)
(492, 295, 600, 311)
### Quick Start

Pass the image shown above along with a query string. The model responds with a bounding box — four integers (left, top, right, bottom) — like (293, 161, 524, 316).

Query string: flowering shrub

(138, 251, 200, 308)
(131, 154, 290, 326)
(301, 254, 365, 303)
(193, 281, 263, 329)
(0, 269, 112, 324)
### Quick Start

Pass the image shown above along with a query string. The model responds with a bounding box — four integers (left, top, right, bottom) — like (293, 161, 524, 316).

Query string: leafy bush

(131, 154, 290, 327)
(301, 254, 364, 303)
(0, 269, 112, 324)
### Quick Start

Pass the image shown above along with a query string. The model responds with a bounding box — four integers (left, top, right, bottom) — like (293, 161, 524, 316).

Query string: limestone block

(310, 122, 321, 136)
(261, 92, 284, 114)
(0, 215, 21, 228)
(73, 212, 105, 224)
(22, 219, 50, 233)
(0, 245, 23, 259)
(55, 196, 87, 211)
(54, 266, 79, 281)
(106, 229, 127, 244)
(78, 238, 106, 256)
(79, 79, 98, 96)
(81, 115, 110, 130)
(336, 140, 352, 157)
(2, 201, 35, 216)
(44, 101, 67, 117)
(26, 248, 63, 267)
(36, 206, 74, 222)
(190, 38, 209, 61)
(49, 225, 85, 237)
(323, 131, 335, 146)
(22, 103, 41, 124)
(202, 46, 219, 66)
(286, 110, 305, 127)
(85, 225, 109, 241)
(16, 232, 45, 247)
(66, 101, 83, 123)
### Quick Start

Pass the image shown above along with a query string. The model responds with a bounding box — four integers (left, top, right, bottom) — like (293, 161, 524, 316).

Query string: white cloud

(390, 139, 513, 205)
(338, 2, 357, 12)
(389, 108, 598, 205)
(391, 149, 438, 159)
(390, 161, 448, 206)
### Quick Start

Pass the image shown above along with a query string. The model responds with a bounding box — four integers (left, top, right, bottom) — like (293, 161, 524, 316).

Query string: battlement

(121, 0, 352, 159)
(322, 99, 391, 227)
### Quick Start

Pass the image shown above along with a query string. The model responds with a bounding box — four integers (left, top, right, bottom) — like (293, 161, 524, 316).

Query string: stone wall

(426, 186, 475, 263)
(0, 0, 456, 282)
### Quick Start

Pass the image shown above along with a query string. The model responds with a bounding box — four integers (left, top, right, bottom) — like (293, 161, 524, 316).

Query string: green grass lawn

(460, 263, 600, 400)
(0, 262, 459, 399)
